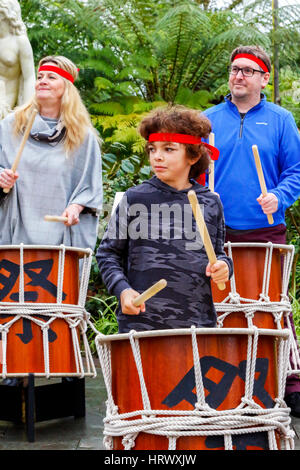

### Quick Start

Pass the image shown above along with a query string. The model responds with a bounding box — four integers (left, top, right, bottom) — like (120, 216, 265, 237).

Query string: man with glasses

(203, 45, 300, 416)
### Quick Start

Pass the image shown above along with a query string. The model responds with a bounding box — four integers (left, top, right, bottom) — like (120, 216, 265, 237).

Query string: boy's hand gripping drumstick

(132, 279, 167, 307)
(3, 109, 38, 194)
(44, 215, 68, 223)
(252, 145, 274, 225)
(188, 190, 226, 291)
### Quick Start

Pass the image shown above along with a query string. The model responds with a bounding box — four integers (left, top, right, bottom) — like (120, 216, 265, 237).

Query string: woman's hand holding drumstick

(44, 215, 68, 223)
(0, 169, 19, 191)
(45, 203, 84, 226)
(120, 279, 167, 315)
(61, 203, 84, 226)
(2, 109, 38, 194)
(188, 190, 227, 291)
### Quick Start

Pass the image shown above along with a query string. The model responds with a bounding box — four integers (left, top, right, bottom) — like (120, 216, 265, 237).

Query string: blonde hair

(14, 55, 100, 154)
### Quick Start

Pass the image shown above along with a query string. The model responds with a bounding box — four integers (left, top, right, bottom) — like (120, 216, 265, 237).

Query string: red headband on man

(233, 53, 269, 73)
(38, 65, 76, 83)
(148, 132, 220, 161)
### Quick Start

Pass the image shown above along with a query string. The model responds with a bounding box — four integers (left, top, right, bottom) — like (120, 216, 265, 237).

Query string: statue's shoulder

(16, 34, 33, 50)
(15, 35, 34, 65)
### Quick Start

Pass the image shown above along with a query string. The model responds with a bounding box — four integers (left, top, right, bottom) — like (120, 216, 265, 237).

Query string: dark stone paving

(0, 364, 107, 450)
(0, 361, 299, 451)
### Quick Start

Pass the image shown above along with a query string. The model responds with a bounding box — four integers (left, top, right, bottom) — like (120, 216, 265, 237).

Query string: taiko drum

(211, 244, 285, 329)
(0, 247, 80, 374)
(109, 330, 280, 450)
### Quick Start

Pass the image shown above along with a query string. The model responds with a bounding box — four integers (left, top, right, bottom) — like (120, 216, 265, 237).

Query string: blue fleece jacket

(203, 94, 300, 230)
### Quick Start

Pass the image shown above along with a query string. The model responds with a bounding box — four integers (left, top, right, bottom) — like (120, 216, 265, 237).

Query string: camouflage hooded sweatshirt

(96, 176, 233, 333)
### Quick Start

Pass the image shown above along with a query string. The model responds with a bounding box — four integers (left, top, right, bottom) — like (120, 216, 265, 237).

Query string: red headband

(233, 54, 269, 73)
(38, 65, 76, 83)
(148, 133, 220, 160)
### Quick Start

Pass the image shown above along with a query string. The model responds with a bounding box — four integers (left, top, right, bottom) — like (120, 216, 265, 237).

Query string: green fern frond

(90, 101, 125, 116)
(174, 87, 213, 108)
(93, 112, 143, 131)
(116, 66, 153, 81)
(80, 59, 117, 79)
(118, 96, 144, 114)
(155, 2, 209, 32)
(112, 126, 142, 144)
(132, 100, 167, 113)
(94, 76, 114, 91)
(132, 136, 147, 154)
(174, 87, 193, 104)
(114, 81, 140, 95)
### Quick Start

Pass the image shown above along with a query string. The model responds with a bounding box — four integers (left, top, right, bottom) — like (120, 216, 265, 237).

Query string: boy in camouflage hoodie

(96, 105, 233, 333)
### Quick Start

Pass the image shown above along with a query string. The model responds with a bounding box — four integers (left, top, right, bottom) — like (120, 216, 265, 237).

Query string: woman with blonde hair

(0, 55, 102, 250)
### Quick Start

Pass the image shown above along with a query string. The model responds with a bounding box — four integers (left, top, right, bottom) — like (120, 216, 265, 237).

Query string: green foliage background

(19, 0, 300, 342)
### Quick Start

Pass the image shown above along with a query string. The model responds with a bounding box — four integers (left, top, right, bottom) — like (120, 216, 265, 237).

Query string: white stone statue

(0, 0, 35, 119)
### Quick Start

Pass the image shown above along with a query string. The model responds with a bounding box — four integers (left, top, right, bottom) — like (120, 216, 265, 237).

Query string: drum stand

(0, 375, 86, 442)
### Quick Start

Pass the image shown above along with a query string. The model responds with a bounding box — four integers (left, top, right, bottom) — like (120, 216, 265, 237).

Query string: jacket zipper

(239, 113, 246, 138)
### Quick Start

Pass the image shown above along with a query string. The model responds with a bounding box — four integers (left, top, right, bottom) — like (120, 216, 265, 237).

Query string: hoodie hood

(142, 175, 210, 196)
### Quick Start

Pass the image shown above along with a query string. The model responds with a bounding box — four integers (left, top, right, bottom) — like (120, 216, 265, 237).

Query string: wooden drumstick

(208, 132, 215, 192)
(252, 145, 274, 225)
(188, 190, 226, 291)
(132, 279, 167, 307)
(44, 215, 68, 223)
(3, 109, 38, 193)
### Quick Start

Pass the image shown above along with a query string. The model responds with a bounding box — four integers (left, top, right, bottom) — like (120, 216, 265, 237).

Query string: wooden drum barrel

(0, 245, 93, 376)
(96, 328, 292, 451)
(211, 243, 294, 329)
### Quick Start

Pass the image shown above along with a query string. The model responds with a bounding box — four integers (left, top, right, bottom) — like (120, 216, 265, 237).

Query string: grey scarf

(30, 118, 66, 146)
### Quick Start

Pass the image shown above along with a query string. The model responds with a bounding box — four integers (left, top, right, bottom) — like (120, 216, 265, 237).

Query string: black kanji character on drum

(14, 318, 57, 344)
(0, 258, 66, 302)
(162, 356, 273, 410)
(0, 258, 65, 344)
(205, 432, 269, 450)
(0, 259, 19, 301)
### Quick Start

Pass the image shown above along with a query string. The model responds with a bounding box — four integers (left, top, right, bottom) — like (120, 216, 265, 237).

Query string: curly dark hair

(138, 105, 212, 179)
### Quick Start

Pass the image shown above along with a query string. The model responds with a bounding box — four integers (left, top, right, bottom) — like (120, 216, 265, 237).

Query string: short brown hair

(138, 105, 212, 179)
(230, 45, 271, 73)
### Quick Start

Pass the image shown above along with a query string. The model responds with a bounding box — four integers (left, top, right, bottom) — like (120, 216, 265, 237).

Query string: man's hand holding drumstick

(252, 145, 276, 224)
(257, 193, 278, 217)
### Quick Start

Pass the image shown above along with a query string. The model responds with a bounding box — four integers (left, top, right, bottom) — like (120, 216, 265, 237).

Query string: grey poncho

(0, 113, 102, 250)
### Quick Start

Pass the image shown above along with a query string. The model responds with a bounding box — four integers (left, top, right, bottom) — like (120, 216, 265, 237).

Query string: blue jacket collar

(224, 93, 266, 114)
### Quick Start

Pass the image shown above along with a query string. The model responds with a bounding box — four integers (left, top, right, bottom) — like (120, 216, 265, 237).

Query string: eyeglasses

(228, 65, 266, 77)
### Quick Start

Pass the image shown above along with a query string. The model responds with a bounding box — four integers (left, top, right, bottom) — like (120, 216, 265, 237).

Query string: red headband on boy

(233, 54, 269, 73)
(38, 65, 76, 83)
(148, 132, 220, 161)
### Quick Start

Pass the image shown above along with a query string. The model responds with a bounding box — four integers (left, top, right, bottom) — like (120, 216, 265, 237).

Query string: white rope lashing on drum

(215, 242, 300, 375)
(96, 327, 295, 451)
(0, 244, 96, 378)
